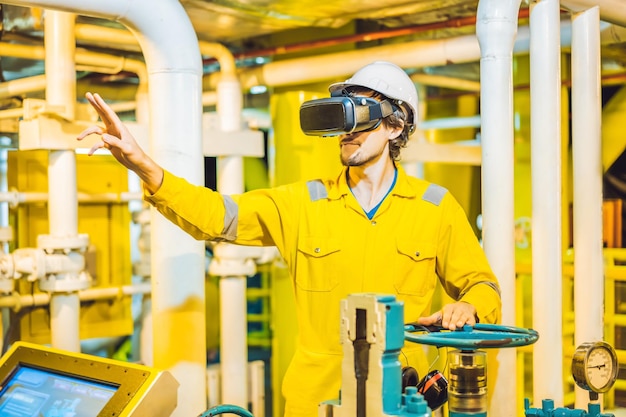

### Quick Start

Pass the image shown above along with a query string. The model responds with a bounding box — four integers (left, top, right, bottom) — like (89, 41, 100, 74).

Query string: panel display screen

(0, 366, 118, 417)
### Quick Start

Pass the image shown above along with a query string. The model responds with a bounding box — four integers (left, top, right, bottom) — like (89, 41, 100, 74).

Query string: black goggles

(299, 94, 394, 137)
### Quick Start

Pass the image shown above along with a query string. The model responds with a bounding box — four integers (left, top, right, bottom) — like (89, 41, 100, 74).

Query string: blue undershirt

(348, 168, 398, 220)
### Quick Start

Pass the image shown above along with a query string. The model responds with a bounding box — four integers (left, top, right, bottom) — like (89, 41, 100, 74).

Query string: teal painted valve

(524, 398, 614, 417)
(402, 386, 432, 417)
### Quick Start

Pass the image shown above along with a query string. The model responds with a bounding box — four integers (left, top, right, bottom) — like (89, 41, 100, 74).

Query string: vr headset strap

(369, 100, 394, 121)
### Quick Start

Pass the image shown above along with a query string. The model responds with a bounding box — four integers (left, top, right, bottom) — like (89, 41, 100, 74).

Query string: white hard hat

(329, 61, 418, 127)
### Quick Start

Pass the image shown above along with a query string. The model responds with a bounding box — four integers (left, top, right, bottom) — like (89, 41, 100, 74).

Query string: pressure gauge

(572, 341, 618, 393)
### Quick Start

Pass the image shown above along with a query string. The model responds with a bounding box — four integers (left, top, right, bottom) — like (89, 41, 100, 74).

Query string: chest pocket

(393, 240, 437, 296)
(296, 236, 342, 291)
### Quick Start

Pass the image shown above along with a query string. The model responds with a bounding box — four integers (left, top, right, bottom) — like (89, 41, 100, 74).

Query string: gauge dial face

(572, 341, 618, 393)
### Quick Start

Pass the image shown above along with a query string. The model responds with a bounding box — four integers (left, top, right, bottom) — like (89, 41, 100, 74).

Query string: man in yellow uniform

(78, 61, 501, 417)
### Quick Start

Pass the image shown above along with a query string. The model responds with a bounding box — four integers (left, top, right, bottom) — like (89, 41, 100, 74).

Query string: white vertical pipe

(45, 10, 81, 353)
(50, 294, 81, 349)
(215, 65, 249, 407)
(46, 11, 77, 237)
(2, 1, 207, 415)
(530, 0, 564, 406)
(219, 277, 247, 406)
(476, 1, 521, 415)
(134, 5, 206, 412)
(571, 6, 603, 409)
(133, 83, 153, 367)
(48, 150, 77, 238)
(476, 0, 521, 417)
(216, 74, 245, 195)
(149, 73, 205, 417)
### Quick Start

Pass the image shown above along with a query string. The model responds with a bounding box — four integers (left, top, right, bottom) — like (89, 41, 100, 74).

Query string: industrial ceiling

(0, 1, 625, 111)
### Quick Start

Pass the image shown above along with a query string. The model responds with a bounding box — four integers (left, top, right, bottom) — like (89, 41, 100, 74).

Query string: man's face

(338, 122, 391, 167)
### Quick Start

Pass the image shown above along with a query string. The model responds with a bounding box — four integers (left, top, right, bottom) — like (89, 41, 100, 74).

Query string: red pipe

(203, 7, 531, 66)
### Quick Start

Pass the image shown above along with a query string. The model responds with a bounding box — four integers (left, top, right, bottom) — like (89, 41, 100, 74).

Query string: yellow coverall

(144, 163, 502, 417)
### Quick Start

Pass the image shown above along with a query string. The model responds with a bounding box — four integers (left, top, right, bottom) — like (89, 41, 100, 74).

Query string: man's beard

(340, 149, 375, 167)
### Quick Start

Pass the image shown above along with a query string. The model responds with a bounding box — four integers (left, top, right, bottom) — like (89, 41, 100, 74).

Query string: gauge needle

(587, 364, 606, 369)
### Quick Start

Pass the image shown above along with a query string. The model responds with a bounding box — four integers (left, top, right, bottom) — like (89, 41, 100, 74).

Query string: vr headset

(300, 93, 395, 137)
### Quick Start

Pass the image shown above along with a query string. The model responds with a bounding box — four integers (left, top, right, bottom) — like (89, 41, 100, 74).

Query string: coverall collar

(327, 163, 422, 201)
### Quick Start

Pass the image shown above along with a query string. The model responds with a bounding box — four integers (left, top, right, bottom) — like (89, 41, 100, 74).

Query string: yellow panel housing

(0, 341, 178, 416)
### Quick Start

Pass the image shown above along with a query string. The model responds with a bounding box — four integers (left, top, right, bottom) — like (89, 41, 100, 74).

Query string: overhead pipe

(419, 115, 482, 130)
(23, 15, 605, 104)
(410, 73, 481, 92)
(201, 8, 529, 66)
(475, 1, 521, 416)
(530, 0, 564, 406)
(0, 108, 24, 119)
(0, 42, 148, 101)
(69, 10, 529, 84)
(571, 5, 604, 409)
(63, 19, 579, 101)
(561, 0, 626, 26)
(211, 33, 488, 91)
(0, 74, 47, 97)
(0, 191, 141, 205)
(2, 1, 207, 416)
(62, 18, 626, 99)
(0, 282, 151, 309)
(0, 42, 145, 76)
(68, 19, 530, 92)
(203, 22, 575, 92)
(74, 22, 140, 52)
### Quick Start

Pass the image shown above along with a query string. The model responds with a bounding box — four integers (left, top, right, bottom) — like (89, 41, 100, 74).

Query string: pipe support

(209, 243, 266, 277)
(0, 247, 90, 292)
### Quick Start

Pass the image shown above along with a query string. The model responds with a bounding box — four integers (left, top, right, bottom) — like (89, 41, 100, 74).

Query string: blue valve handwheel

(404, 323, 539, 349)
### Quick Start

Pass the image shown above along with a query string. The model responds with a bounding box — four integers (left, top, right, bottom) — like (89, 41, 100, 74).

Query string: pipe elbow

(120, 0, 202, 73)
(4, 0, 202, 74)
(200, 42, 237, 75)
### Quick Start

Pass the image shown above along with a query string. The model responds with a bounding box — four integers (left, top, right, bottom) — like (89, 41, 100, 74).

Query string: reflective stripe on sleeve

(422, 183, 447, 206)
(219, 195, 239, 241)
(460, 281, 502, 298)
(307, 180, 328, 202)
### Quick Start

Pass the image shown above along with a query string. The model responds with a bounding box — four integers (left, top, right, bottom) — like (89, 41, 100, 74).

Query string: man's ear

(388, 125, 403, 140)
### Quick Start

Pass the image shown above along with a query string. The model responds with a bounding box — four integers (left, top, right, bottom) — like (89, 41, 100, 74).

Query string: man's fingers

(77, 125, 104, 141)
(90, 92, 123, 128)
(88, 142, 105, 156)
(434, 311, 443, 324)
(444, 309, 476, 331)
(85, 92, 108, 121)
